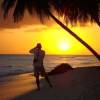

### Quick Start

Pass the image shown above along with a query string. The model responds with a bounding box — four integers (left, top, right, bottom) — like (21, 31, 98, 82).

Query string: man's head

(36, 43, 42, 49)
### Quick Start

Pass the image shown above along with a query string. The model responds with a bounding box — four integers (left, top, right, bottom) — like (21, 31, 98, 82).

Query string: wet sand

(0, 73, 37, 100)
(0, 66, 100, 100)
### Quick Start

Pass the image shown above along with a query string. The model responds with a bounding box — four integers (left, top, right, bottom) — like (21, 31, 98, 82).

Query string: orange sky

(0, 12, 100, 55)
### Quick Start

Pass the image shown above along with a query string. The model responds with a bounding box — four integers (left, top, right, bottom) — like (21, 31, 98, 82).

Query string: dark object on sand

(47, 63, 73, 76)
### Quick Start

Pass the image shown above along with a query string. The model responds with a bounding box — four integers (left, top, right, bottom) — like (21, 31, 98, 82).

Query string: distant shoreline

(0, 54, 94, 56)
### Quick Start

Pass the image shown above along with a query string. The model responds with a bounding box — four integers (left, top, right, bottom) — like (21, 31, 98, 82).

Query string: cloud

(0, 24, 50, 34)
(24, 25, 49, 33)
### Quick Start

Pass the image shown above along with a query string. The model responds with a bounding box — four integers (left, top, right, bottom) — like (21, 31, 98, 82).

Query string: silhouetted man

(29, 43, 53, 90)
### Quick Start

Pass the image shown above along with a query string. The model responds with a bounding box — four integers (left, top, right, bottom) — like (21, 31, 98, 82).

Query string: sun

(58, 41, 70, 51)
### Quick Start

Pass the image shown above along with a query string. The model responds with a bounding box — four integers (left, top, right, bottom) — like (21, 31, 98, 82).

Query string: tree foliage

(1, 0, 100, 25)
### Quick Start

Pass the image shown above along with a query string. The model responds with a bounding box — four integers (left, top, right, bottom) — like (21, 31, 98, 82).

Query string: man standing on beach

(29, 43, 53, 90)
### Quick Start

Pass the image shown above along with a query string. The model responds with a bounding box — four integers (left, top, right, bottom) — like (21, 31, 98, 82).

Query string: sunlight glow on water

(0, 55, 100, 76)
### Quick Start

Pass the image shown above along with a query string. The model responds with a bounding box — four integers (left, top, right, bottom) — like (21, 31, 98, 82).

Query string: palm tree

(1, 0, 100, 61)
(51, 0, 100, 26)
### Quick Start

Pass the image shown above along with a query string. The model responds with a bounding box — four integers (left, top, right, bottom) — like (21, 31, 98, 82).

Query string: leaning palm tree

(1, 0, 100, 61)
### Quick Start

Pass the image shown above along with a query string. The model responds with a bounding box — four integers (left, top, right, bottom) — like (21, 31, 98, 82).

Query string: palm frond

(13, 0, 26, 22)
(51, 0, 100, 25)
(2, 0, 16, 18)
(1, 0, 100, 25)
(2, 0, 52, 22)
(26, 0, 51, 22)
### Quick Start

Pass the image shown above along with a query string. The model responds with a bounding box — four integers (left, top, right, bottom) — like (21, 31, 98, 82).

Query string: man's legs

(35, 74, 40, 90)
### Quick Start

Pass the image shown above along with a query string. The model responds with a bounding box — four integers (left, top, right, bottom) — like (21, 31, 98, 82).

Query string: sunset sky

(0, 11, 100, 55)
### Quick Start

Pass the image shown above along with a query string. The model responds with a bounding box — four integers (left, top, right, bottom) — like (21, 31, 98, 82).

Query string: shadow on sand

(12, 64, 100, 100)
(12, 63, 73, 100)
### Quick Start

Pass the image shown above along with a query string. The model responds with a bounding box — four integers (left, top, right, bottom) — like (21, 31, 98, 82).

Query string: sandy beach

(0, 66, 100, 100)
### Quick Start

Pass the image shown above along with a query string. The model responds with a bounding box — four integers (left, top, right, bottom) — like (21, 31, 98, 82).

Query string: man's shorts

(34, 65, 45, 77)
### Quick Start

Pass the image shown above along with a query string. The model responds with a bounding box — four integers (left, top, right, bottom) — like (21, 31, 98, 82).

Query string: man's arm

(43, 50, 45, 58)
(29, 48, 34, 54)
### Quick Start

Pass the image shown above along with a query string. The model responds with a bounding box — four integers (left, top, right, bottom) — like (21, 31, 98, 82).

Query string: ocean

(0, 54, 100, 77)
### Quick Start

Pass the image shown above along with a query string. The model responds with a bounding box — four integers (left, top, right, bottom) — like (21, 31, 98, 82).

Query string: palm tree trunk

(49, 12, 100, 61)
